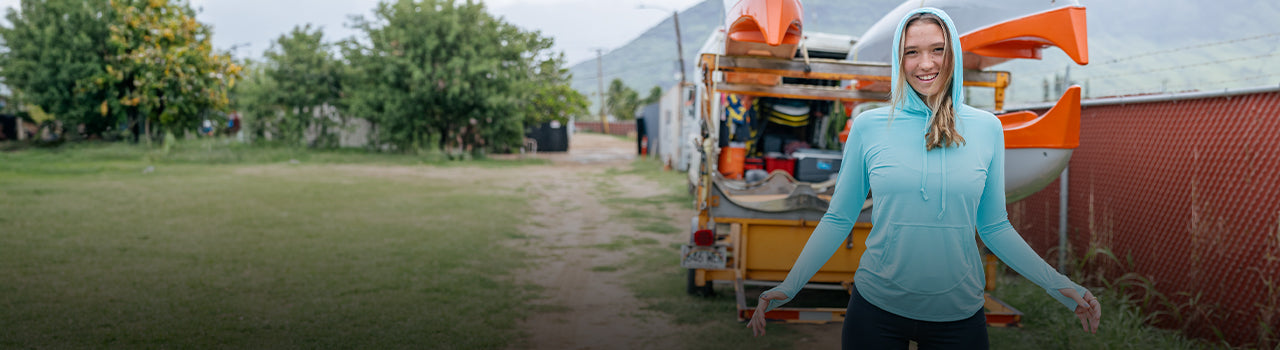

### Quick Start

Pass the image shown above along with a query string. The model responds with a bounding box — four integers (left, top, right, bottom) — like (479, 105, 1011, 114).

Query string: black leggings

(842, 286, 989, 350)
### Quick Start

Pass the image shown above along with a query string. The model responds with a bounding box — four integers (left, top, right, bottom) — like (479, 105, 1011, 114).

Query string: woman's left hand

(1059, 288, 1101, 333)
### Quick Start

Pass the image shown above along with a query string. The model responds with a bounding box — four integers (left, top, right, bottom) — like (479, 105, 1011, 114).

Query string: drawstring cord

(919, 124, 949, 219)
(919, 136, 929, 201)
(938, 147, 948, 219)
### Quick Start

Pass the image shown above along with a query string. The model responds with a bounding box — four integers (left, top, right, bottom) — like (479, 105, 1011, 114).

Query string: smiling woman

(746, 7, 1101, 349)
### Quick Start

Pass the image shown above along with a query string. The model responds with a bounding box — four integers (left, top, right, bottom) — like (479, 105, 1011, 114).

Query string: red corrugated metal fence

(1009, 89, 1280, 347)
(574, 121, 636, 137)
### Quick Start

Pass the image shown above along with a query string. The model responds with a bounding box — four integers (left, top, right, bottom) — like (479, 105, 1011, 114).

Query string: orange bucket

(719, 144, 747, 179)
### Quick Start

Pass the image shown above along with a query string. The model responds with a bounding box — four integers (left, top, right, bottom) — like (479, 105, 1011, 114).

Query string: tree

(229, 60, 278, 142)
(101, 0, 241, 142)
(605, 78, 640, 120)
(643, 85, 663, 105)
(263, 24, 342, 147)
(342, 0, 576, 156)
(0, 0, 117, 137)
(520, 55, 589, 126)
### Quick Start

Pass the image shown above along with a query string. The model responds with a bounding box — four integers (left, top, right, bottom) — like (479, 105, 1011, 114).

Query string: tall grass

(987, 271, 1220, 349)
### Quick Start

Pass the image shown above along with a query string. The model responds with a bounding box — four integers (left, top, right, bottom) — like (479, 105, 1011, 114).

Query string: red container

(744, 158, 765, 171)
(764, 156, 795, 176)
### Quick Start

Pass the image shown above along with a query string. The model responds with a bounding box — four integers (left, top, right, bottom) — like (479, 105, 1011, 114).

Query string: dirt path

(497, 133, 841, 349)
(501, 133, 683, 350)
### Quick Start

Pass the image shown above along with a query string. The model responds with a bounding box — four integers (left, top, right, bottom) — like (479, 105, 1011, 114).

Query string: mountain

(566, 0, 904, 112)
(569, 0, 1280, 114)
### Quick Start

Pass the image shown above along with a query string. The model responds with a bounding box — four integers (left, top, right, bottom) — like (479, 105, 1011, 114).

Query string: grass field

(0, 140, 1227, 349)
(0, 141, 540, 348)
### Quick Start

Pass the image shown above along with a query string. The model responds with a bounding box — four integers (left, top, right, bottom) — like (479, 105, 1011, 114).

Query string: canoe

(846, 0, 1088, 70)
(1001, 86, 1081, 202)
(723, 0, 804, 58)
(847, 0, 1087, 93)
(720, 0, 806, 85)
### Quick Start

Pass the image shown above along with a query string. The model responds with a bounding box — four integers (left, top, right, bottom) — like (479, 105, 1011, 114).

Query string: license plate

(681, 245, 729, 269)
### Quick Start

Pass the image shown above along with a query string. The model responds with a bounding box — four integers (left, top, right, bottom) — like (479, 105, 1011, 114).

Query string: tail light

(693, 229, 716, 246)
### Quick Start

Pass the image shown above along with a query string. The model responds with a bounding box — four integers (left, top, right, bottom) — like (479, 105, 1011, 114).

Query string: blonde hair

(892, 12, 965, 151)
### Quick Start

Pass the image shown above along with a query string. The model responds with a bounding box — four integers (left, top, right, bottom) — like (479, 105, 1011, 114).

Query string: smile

(916, 73, 938, 83)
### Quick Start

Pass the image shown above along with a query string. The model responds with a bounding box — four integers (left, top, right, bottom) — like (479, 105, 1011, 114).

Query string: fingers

(747, 312, 766, 337)
(750, 291, 788, 338)
(1076, 292, 1101, 334)
(1089, 298, 1101, 333)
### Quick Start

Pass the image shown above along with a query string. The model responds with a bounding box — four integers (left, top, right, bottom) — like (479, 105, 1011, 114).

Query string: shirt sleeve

(975, 120, 1088, 311)
(761, 121, 870, 312)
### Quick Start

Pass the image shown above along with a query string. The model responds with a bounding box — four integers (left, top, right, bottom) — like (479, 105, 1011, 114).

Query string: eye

(904, 49, 918, 56)
(933, 47, 945, 53)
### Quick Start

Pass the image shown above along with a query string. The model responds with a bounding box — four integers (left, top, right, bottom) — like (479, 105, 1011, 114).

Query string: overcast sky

(0, 0, 705, 66)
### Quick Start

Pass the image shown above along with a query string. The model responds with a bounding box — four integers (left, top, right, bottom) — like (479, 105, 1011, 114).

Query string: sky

(0, 0, 703, 66)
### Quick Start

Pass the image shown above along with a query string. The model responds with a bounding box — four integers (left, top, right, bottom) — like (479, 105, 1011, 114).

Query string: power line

(1094, 31, 1280, 65)
(1088, 71, 1280, 97)
(571, 58, 682, 84)
(1076, 52, 1280, 80)
(1016, 31, 1280, 77)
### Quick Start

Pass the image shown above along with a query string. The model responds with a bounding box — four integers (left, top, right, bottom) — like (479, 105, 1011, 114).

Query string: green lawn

(0, 143, 1225, 349)
(0, 142, 538, 348)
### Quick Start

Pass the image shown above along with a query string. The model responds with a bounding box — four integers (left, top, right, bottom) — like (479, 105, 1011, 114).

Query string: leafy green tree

(263, 24, 342, 147)
(101, 0, 241, 142)
(605, 78, 640, 120)
(521, 56, 589, 126)
(643, 85, 663, 105)
(229, 60, 278, 142)
(0, 0, 117, 137)
(342, 0, 576, 156)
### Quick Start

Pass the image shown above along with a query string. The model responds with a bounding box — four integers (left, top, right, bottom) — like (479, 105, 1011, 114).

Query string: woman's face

(901, 21, 949, 98)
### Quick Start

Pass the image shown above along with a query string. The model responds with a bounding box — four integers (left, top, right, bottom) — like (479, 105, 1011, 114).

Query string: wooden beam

(704, 54, 890, 81)
(701, 53, 1007, 85)
(713, 83, 890, 102)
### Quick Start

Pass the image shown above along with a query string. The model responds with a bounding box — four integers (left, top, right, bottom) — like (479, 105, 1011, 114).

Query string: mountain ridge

(569, 0, 1280, 114)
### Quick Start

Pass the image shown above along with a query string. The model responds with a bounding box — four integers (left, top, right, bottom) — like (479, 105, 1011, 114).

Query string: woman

(746, 8, 1101, 349)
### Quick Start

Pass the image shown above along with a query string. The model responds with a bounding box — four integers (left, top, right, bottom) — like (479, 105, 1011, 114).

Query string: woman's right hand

(747, 290, 789, 337)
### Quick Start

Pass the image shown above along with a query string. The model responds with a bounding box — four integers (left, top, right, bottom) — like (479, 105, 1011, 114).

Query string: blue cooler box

(792, 149, 843, 182)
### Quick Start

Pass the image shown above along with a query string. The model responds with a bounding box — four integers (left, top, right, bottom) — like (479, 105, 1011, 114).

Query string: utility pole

(673, 9, 687, 86)
(638, 5, 687, 86)
(596, 49, 610, 135)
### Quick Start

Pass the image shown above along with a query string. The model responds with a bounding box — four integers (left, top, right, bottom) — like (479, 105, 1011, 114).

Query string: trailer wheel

(686, 269, 715, 297)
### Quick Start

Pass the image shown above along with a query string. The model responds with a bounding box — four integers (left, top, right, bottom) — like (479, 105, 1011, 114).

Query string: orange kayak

(723, 0, 804, 58)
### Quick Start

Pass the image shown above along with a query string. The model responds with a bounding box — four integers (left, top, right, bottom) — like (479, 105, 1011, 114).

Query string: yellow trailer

(678, 51, 1023, 327)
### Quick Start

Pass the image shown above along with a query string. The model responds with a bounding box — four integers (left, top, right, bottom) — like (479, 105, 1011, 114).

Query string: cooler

(792, 148, 843, 182)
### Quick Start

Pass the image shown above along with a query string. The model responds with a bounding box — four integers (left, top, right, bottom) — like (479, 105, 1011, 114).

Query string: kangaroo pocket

(877, 223, 976, 294)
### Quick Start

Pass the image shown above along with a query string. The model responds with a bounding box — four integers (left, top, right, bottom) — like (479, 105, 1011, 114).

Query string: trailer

(677, 0, 1087, 323)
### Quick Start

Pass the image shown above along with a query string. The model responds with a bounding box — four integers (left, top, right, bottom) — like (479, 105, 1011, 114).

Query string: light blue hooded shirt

(762, 7, 1087, 322)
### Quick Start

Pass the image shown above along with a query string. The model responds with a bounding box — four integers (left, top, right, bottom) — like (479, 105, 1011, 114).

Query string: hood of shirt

(890, 7, 966, 118)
